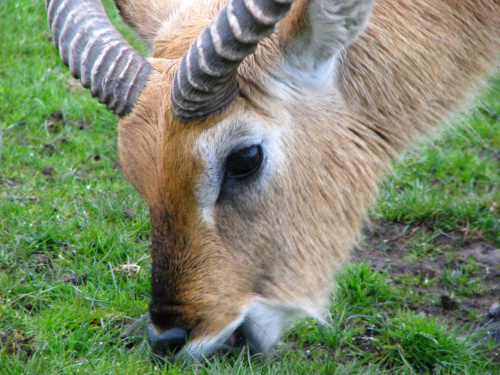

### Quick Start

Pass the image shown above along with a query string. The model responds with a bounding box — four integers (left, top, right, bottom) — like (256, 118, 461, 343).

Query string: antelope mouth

(149, 300, 306, 363)
(220, 324, 248, 353)
(149, 321, 253, 364)
(217, 320, 272, 356)
(159, 319, 261, 363)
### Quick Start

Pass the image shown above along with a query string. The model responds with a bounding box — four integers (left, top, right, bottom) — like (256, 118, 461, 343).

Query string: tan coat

(113, 0, 499, 359)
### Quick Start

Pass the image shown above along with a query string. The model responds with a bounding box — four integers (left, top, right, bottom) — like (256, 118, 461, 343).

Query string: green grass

(375, 89, 500, 245)
(1, 1, 499, 374)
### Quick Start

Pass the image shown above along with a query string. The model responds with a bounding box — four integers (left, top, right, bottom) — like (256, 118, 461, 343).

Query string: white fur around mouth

(175, 299, 319, 362)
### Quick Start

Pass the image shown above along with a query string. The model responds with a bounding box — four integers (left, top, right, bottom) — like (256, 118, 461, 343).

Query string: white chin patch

(242, 301, 300, 354)
(176, 299, 316, 362)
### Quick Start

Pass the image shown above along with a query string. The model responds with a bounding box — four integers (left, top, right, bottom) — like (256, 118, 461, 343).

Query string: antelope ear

(278, 0, 374, 82)
(113, 0, 181, 47)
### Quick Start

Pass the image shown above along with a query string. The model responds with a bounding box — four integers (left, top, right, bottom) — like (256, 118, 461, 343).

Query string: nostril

(149, 326, 190, 356)
(157, 328, 187, 352)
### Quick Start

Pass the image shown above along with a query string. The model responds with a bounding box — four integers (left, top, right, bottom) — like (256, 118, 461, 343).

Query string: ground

(356, 219, 500, 320)
(1, 0, 499, 373)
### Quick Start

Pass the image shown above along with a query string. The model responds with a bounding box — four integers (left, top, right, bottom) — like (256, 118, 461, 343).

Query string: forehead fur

(116, 57, 258, 211)
(117, 59, 195, 208)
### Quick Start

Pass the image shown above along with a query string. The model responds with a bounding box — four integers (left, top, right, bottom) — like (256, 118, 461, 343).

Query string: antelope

(46, 0, 500, 362)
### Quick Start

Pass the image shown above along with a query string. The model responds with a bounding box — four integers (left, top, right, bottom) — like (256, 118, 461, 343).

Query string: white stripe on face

(193, 110, 287, 226)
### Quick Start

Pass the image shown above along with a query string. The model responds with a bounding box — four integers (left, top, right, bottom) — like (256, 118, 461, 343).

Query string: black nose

(148, 325, 190, 356)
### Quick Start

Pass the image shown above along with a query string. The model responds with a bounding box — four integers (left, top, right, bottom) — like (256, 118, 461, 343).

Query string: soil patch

(0, 331, 34, 360)
(353, 219, 500, 323)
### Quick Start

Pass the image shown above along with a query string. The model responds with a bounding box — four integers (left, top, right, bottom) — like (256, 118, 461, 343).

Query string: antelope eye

(226, 145, 263, 179)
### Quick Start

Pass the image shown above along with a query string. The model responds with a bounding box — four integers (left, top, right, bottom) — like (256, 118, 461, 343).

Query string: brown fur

(115, 0, 499, 350)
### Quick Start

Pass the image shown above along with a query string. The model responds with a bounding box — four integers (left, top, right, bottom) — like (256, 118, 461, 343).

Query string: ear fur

(113, 0, 182, 47)
(277, 0, 374, 83)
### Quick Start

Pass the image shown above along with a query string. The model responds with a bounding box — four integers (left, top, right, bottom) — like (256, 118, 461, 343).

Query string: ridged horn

(171, 0, 296, 122)
(46, 0, 152, 116)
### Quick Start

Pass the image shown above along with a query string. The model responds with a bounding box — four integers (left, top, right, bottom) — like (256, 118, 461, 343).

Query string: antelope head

(46, 0, 382, 360)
